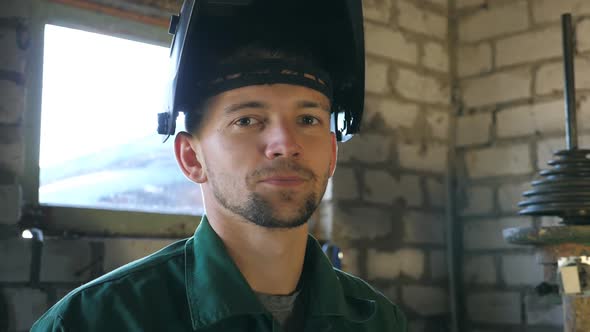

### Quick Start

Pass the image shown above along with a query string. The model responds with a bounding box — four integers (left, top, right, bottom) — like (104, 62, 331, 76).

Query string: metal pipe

(27, 228, 44, 288)
(446, 0, 463, 330)
(562, 13, 578, 150)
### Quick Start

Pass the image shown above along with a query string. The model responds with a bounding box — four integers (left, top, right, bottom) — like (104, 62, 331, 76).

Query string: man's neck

(205, 208, 308, 296)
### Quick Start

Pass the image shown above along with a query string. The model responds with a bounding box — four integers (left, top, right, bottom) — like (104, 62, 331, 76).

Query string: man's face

(187, 84, 337, 229)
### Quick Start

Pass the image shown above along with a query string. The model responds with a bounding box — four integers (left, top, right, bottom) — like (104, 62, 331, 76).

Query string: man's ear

(174, 132, 207, 183)
(329, 132, 338, 177)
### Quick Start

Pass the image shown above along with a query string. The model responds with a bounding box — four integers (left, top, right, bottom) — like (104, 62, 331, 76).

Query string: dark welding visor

(158, 0, 365, 142)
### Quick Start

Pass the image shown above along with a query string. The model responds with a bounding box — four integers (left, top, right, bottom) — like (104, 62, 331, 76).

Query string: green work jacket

(31, 216, 407, 332)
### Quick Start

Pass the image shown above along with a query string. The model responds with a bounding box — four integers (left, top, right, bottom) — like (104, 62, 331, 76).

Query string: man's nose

(263, 122, 302, 159)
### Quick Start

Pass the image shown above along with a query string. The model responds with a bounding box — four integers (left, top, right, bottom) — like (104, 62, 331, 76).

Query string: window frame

(20, 0, 200, 239)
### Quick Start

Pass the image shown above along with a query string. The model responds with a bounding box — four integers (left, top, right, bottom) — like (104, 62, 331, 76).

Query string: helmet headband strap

(196, 59, 333, 105)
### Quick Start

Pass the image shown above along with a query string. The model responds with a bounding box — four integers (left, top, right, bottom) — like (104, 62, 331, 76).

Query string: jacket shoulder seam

(66, 242, 187, 297)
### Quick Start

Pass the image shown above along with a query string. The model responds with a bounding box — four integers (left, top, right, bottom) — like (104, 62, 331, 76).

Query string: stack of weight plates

(519, 149, 590, 225)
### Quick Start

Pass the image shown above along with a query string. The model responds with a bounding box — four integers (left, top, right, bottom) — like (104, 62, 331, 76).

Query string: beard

(209, 160, 329, 229)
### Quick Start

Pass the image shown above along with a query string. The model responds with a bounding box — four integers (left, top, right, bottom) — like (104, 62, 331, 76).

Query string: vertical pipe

(28, 228, 44, 288)
(446, 0, 463, 331)
(562, 13, 578, 150)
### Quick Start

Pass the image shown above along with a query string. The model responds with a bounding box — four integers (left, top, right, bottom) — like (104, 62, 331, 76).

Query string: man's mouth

(259, 175, 306, 187)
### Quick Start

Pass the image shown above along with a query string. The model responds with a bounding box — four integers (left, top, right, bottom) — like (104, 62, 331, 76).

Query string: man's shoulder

(333, 268, 407, 330)
(32, 238, 190, 331)
(332, 268, 388, 302)
(74, 237, 188, 293)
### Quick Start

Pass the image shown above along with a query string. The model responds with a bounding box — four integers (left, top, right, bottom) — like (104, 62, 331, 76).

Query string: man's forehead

(208, 84, 332, 114)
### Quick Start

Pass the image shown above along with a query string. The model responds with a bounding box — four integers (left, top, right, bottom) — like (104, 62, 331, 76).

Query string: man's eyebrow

(296, 100, 331, 113)
(224, 101, 267, 114)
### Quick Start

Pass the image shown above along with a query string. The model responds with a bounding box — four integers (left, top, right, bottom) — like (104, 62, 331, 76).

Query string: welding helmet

(158, 0, 365, 142)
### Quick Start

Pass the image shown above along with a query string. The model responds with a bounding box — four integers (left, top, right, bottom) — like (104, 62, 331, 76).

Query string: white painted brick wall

(496, 26, 562, 67)
(365, 58, 390, 94)
(578, 19, 590, 53)
(497, 100, 564, 138)
(457, 43, 492, 78)
(398, 1, 447, 39)
(422, 41, 449, 73)
(401, 286, 448, 316)
(395, 68, 450, 105)
(458, 1, 529, 42)
(579, 99, 590, 130)
(103, 238, 177, 272)
(532, 0, 590, 24)
(463, 217, 533, 250)
(536, 57, 590, 95)
(398, 143, 448, 173)
(2, 288, 47, 331)
(0, 28, 26, 73)
(426, 177, 445, 208)
(0, 142, 24, 175)
(40, 240, 93, 282)
(426, 0, 447, 9)
(403, 212, 445, 244)
(332, 167, 359, 200)
(364, 96, 419, 130)
(367, 248, 424, 280)
(333, 206, 392, 241)
(0, 80, 24, 124)
(408, 320, 426, 332)
(456, 0, 485, 9)
(467, 292, 521, 324)
(525, 293, 564, 326)
(430, 250, 448, 280)
(315, 201, 333, 240)
(462, 69, 531, 108)
(362, 0, 392, 24)
(456, 112, 492, 146)
(365, 22, 418, 64)
(460, 185, 493, 216)
(502, 254, 544, 285)
(0, 239, 30, 281)
(0, 184, 21, 224)
(497, 182, 530, 212)
(364, 172, 423, 206)
(338, 134, 393, 163)
(464, 255, 496, 284)
(464, 144, 532, 178)
(425, 110, 449, 140)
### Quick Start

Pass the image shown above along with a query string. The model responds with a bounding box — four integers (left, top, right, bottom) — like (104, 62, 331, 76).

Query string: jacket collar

(185, 216, 376, 330)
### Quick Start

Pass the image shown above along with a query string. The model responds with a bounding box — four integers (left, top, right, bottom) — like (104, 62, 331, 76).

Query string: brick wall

(0, 2, 179, 331)
(454, 0, 590, 330)
(0, 0, 453, 330)
(3, 0, 583, 331)
(330, 1, 452, 331)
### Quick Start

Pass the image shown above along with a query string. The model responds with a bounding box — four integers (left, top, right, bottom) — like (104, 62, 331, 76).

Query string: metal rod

(562, 13, 578, 150)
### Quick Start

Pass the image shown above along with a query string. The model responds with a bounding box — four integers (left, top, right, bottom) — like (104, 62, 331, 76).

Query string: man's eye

(234, 117, 260, 126)
(300, 115, 320, 125)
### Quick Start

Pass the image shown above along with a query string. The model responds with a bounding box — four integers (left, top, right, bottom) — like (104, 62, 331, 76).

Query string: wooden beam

(48, 0, 170, 28)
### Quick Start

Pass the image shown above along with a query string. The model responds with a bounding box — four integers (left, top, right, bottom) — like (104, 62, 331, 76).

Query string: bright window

(39, 24, 202, 216)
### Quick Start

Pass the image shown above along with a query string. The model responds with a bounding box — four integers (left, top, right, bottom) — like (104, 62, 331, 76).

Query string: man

(32, 0, 407, 331)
